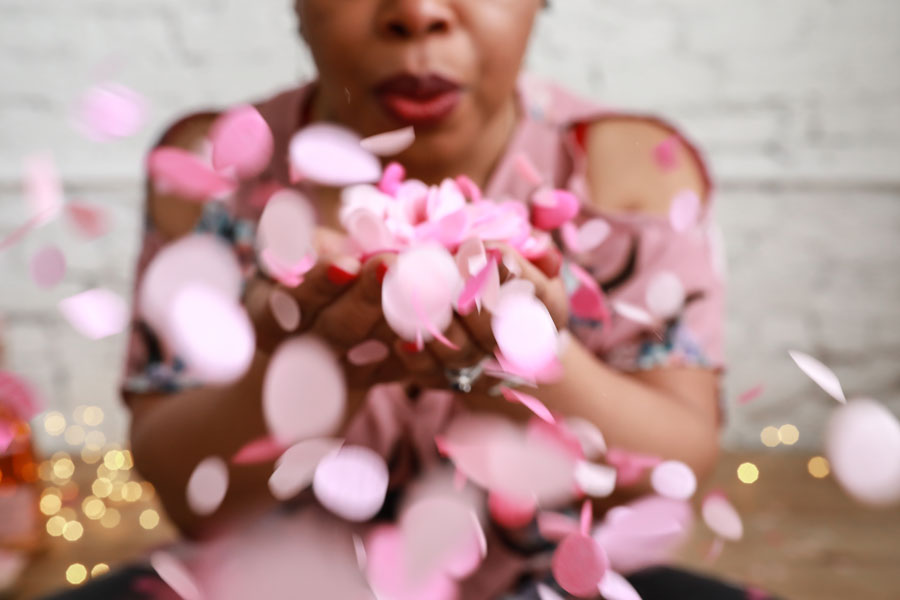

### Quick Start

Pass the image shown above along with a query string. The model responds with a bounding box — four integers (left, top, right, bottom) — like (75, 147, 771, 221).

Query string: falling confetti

(701, 493, 743, 541)
(269, 437, 343, 501)
(668, 189, 701, 233)
(23, 153, 64, 226)
(360, 126, 416, 156)
(150, 552, 203, 600)
(58, 288, 128, 340)
(346, 339, 390, 367)
(209, 105, 274, 180)
(650, 461, 697, 500)
(552, 533, 609, 598)
(289, 123, 382, 186)
(268, 289, 301, 332)
(31, 245, 66, 289)
(186, 457, 229, 516)
(65, 202, 109, 239)
(74, 82, 147, 141)
(313, 445, 389, 522)
(788, 351, 846, 403)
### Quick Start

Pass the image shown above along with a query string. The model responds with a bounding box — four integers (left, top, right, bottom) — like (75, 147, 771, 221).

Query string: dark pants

(40, 564, 777, 600)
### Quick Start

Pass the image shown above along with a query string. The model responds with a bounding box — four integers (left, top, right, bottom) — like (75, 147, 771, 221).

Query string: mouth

(374, 73, 463, 127)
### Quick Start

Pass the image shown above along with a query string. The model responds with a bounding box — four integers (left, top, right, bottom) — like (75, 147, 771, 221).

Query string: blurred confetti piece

(402, 496, 486, 580)
(186, 456, 229, 516)
(346, 339, 390, 367)
(30, 245, 66, 289)
(231, 435, 285, 466)
(0, 216, 43, 252)
(537, 583, 566, 600)
(487, 491, 537, 529)
(360, 126, 415, 156)
(0, 370, 42, 420)
(575, 461, 617, 498)
(569, 262, 610, 323)
(564, 417, 607, 460)
(147, 147, 236, 202)
(313, 445, 389, 522)
(74, 82, 147, 141)
(737, 384, 764, 405)
(653, 136, 679, 171)
(263, 336, 346, 445)
(269, 437, 343, 501)
(576, 218, 611, 252)
(289, 123, 382, 186)
(256, 190, 317, 284)
(65, 202, 109, 239)
(605, 448, 662, 487)
(500, 387, 555, 424)
(210, 105, 274, 180)
(0, 424, 13, 454)
(537, 511, 580, 542)
(650, 461, 697, 501)
(701, 493, 743, 541)
(514, 154, 543, 186)
(492, 292, 559, 375)
(268, 288, 301, 332)
(705, 537, 725, 563)
(23, 153, 63, 226)
(598, 570, 643, 600)
(669, 189, 701, 233)
(58, 288, 128, 339)
(552, 533, 609, 598)
(611, 301, 656, 328)
(150, 552, 203, 600)
(825, 398, 900, 506)
(168, 285, 255, 385)
(457, 256, 498, 315)
(789, 351, 846, 403)
(531, 188, 579, 231)
(645, 271, 685, 320)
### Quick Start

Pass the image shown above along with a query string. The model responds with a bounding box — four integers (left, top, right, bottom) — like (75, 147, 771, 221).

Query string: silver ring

(444, 361, 485, 393)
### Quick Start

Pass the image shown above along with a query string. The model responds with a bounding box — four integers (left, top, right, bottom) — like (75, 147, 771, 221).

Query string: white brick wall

(1, 0, 898, 451)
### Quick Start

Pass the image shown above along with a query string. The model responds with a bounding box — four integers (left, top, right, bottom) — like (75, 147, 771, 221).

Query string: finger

(457, 308, 496, 355)
(243, 274, 290, 354)
(392, 337, 441, 379)
(424, 317, 485, 370)
(310, 253, 394, 351)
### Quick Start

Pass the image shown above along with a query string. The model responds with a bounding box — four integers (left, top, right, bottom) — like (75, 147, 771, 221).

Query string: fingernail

(376, 262, 390, 283)
(400, 341, 421, 353)
(327, 264, 358, 286)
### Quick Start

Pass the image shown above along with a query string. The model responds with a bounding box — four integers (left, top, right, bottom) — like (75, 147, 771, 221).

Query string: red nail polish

(400, 341, 420, 353)
(327, 264, 358, 286)
(376, 262, 390, 283)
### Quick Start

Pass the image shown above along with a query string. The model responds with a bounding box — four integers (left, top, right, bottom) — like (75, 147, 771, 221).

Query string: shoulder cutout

(147, 112, 220, 240)
(582, 116, 709, 216)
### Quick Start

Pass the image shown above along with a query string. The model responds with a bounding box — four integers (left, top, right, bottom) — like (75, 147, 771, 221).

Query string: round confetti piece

(147, 147, 235, 202)
(669, 189, 701, 233)
(231, 435, 285, 466)
(256, 189, 318, 274)
(645, 271, 685, 319)
(186, 456, 229, 516)
(488, 491, 537, 529)
(531, 189, 579, 231)
(701, 493, 743, 541)
(30, 245, 66, 289)
(58, 288, 128, 340)
(346, 339, 390, 367)
(611, 301, 656, 327)
(210, 105, 274, 180)
(576, 219, 611, 252)
(537, 511, 581, 542)
(75, 82, 147, 141)
(551, 533, 609, 598)
(65, 202, 109, 239)
(492, 292, 559, 375)
(826, 398, 900, 506)
(313, 446, 389, 522)
(268, 289, 301, 332)
(574, 461, 617, 498)
(289, 123, 382, 186)
(360, 126, 415, 156)
(650, 460, 697, 500)
(269, 438, 343, 501)
(23, 153, 63, 226)
(263, 336, 346, 445)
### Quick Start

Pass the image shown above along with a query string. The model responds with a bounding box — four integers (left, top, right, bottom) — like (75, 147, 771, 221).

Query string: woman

(46, 1, 765, 598)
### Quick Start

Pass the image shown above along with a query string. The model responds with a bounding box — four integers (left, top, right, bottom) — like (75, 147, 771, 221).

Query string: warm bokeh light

(760, 426, 780, 448)
(139, 509, 160, 530)
(737, 462, 760, 484)
(73, 405, 87, 425)
(53, 457, 75, 480)
(39, 493, 62, 515)
(109, 481, 125, 502)
(84, 430, 106, 449)
(62, 520, 84, 542)
(83, 406, 104, 427)
(100, 508, 121, 529)
(44, 412, 67, 436)
(808, 456, 831, 479)
(104, 450, 125, 470)
(46, 515, 67, 537)
(97, 464, 113, 479)
(81, 446, 102, 464)
(778, 424, 800, 446)
(58, 507, 77, 521)
(66, 563, 87, 585)
(92, 477, 113, 498)
(82, 496, 106, 520)
(91, 563, 110, 578)
(64, 425, 86, 446)
(122, 481, 143, 502)
(38, 460, 53, 481)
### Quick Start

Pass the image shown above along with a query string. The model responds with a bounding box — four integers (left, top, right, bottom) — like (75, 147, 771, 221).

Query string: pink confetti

(360, 126, 415, 156)
(186, 456, 229, 516)
(701, 493, 743, 541)
(569, 262, 611, 324)
(653, 136, 680, 171)
(492, 292, 559, 375)
(611, 301, 656, 327)
(537, 583, 566, 600)
(0, 216, 42, 252)
(347, 339, 390, 367)
(454, 175, 483, 203)
(30, 245, 66, 289)
(58, 288, 128, 339)
(575, 461, 617, 498)
(705, 537, 725, 563)
(402, 496, 486, 580)
(669, 189, 701, 233)
(366, 525, 457, 600)
(231, 435, 285, 465)
(537, 511, 581, 542)
(289, 123, 382, 186)
(269, 437, 343, 501)
(788, 351, 846, 404)
(531, 188, 580, 231)
(147, 147, 236, 201)
(210, 105, 274, 180)
(268, 289, 300, 332)
(563, 417, 607, 460)
(580, 499, 593, 536)
(598, 570, 643, 600)
(74, 82, 147, 141)
(605, 448, 662, 487)
(487, 491, 537, 529)
(150, 552, 203, 600)
(256, 190, 318, 284)
(23, 154, 63, 226)
(645, 272, 685, 319)
(0, 424, 14, 454)
(167, 285, 255, 385)
(825, 398, 900, 506)
(552, 533, 609, 598)
(577, 219, 611, 252)
(650, 461, 697, 500)
(313, 445, 389, 522)
(514, 154, 543, 186)
(738, 384, 765, 405)
(65, 202, 109, 239)
(263, 336, 346, 446)
(378, 162, 406, 196)
(500, 387, 555, 424)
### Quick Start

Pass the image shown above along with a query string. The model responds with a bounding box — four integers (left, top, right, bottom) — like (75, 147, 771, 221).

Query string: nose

(377, 0, 455, 39)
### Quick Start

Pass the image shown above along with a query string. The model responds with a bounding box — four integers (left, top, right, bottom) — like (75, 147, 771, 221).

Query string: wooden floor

(9, 452, 900, 600)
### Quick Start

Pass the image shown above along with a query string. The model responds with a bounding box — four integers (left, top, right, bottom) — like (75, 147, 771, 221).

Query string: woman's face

(295, 0, 543, 172)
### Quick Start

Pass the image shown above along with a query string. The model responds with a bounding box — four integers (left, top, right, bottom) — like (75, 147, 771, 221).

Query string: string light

(62, 520, 84, 542)
(53, 457, 75, 480)
(139, 509, 160, 530)
(760, 426, 780, 448)
(122, 481, 143, 502)
(83, 406, 104, 427)
(44, 412, 67, 436)
(73, 405, 88, 425)
(64, 425, 86, 446)
(100, 508, 121, 529)
(84, 430, 106, 450)
(82, 496, 106, 520)
(66, 563, 87, 585)
(92, 477, 113, 498)
(778, 424, 800, 446)
(103, 450, 125, 471)
(39, 493, 62, 516)
(46, 516, 66, 537)
(91, 563, 110, 578)
(808, 456, 830, 478)
(81, 446, 102, 464)
(737, 462, 760, 484)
